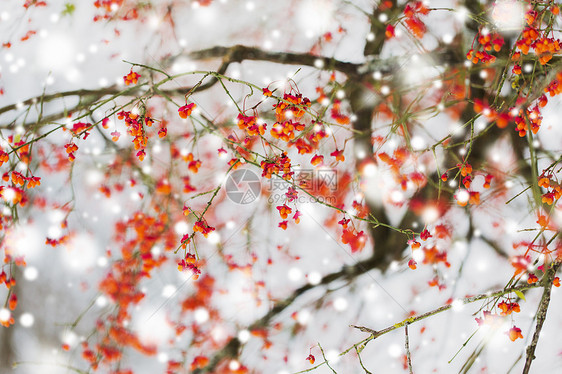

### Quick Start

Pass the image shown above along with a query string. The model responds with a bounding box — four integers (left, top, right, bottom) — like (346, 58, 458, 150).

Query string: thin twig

(351, 282, 543, 341)
(318, 343, 337, 374)
(355, 346, 373, 374)
(522, 261, 561, 374)
(405, 324, 413, 374)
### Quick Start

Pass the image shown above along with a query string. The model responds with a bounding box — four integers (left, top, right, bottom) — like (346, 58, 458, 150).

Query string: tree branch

(0, 88, 118, 117)
(193, 248, 413, 373)
(522, 261, 561, 374)
(0, 64, 231, 130)
(186, 45, 361, 76)
(405, 324, 413, 374)
(351, 282, 543, 341)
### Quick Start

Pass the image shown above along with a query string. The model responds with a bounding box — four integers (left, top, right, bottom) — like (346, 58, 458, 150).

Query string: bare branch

(355, 346, 373, 374)
(318, 343, 337, 374)
(351, 282, 543, 341)
(193, 246, 416, 373)
(522, 261, 561, 374)
(0, 88, 118, 117)
(405, 324, 413, 374)
(186, 44, 361, 76)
